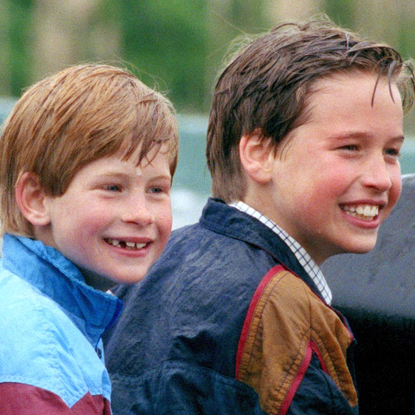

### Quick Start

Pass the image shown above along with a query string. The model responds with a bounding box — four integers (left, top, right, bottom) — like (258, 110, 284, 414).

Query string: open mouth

(104, 238, 148, 250)
(341, 204, 379, 221)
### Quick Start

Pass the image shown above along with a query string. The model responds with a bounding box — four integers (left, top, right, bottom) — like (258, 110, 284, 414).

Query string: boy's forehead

(119, 138, 172, 165)
(76, 148, 171, 182)
(304, 73, 400, 116)
(310, 71, 391, 95)
(274, 72, 402, 149)
(119, 160, 143, 176)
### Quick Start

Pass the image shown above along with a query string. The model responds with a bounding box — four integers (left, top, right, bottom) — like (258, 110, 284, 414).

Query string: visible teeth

(342, 204, 379, 220)
(105, 239, 147, 249)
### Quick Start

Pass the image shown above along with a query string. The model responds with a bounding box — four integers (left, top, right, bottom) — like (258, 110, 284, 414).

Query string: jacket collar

(200, 198, 323, 298)
(1, 234, 123, 347)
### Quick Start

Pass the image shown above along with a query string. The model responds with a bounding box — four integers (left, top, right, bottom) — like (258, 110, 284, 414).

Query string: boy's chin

(338, 240, 378, 257)
(325, 234, 379, 260)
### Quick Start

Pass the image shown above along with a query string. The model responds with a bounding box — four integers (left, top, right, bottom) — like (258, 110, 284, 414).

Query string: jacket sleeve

(0, 383, 112, 415)
(235, 266, 358, 415)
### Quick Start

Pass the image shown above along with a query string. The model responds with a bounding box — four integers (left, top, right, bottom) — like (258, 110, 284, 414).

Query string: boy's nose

(121, 198, 154, 226)
(362, 156, 393, 192)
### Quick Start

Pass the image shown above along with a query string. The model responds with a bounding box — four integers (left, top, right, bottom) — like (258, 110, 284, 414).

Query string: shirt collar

(229, 201, 332, 304)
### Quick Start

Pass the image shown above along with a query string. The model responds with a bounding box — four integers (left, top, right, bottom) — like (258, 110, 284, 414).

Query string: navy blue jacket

(105, 199, 358, 415)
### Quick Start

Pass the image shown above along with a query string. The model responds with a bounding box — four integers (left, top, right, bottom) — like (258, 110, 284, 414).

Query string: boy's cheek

(379, 180, 401, 224)
(387, 183, 402, 215)
(159, 213, 173, 245)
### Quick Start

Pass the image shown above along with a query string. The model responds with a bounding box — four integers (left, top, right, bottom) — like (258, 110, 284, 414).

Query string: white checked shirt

(230, 201, 332, 305)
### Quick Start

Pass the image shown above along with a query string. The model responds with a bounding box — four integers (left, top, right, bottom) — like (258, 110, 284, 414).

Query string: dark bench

(321, 174, 415, 415)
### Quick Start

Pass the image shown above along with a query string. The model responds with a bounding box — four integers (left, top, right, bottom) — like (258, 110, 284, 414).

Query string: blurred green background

(2, 0, 415, 226)
(2, 0, 415, 119)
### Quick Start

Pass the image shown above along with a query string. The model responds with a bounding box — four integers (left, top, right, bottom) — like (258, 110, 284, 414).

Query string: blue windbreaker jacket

(0, 234, 123, 414)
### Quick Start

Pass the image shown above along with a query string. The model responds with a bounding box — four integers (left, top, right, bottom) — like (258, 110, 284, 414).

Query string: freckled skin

(39, 148, 173, 291)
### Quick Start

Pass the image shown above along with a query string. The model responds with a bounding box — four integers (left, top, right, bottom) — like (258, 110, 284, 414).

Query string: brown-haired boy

(0, 64, 178, 414)
(105, 19, 415, 414)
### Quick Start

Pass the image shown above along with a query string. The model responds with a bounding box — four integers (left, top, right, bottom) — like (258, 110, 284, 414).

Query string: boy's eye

(150, 187, 164, 194)
(105, 184, 121, 192)
(340, 144, 358, 151)
(149, 183, 171, 195)
(385, 148, 401, 157)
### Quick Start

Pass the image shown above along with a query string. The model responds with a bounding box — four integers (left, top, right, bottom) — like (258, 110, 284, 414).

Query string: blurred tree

(31, 0, 121, 84)
(205, 0, 273, 109)
(323, 0, 415, 59)
(119, 0, 209, 112)
(272, 0, 323, 21)
(0, 0, 34, 96)
(0, 0, 11, 96)
(322, 0, 355, 29)
(1, 0, 415, 121)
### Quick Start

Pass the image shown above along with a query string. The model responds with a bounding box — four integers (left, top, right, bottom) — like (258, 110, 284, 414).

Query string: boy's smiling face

(256, 72, 404, 265)
(40, 146, 173, 290)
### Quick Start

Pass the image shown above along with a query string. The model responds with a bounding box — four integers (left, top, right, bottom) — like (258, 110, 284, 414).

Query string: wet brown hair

(207, 18, 415, 202)
(0, 64, 178, 237)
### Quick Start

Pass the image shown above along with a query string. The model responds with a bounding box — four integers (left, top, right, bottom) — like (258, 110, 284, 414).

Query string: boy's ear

(239, 130, 273, 184)
(16, 172, 51, 226)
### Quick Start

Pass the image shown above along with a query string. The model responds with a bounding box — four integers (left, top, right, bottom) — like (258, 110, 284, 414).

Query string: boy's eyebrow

(94, 171, 172, 181)
(93, 171, 130, 179)
(330, 131, 405, 142)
